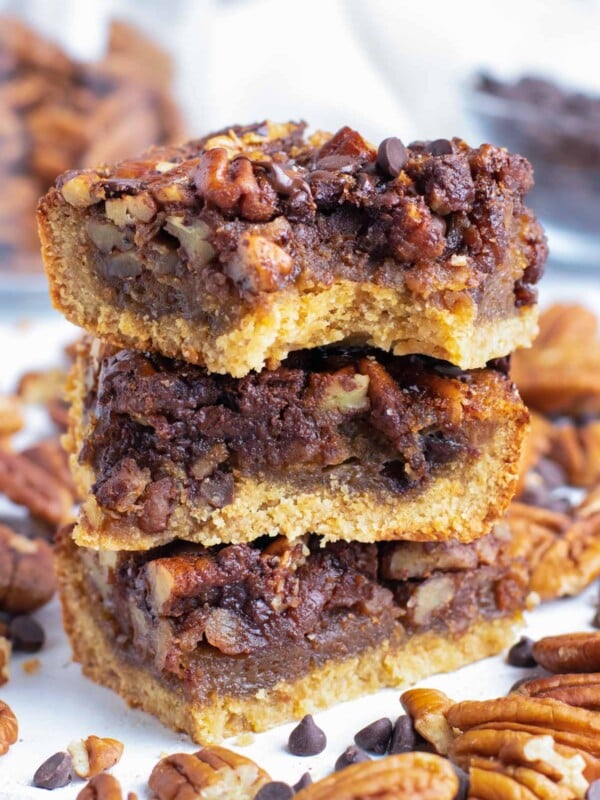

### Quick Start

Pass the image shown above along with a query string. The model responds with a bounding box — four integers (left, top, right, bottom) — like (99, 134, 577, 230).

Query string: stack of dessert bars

(37, 122, 546, 743)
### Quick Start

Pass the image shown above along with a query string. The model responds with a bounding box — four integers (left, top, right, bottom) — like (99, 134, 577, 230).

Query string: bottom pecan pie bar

(65, 339, 528, 550)
(56, 529, 526, 743)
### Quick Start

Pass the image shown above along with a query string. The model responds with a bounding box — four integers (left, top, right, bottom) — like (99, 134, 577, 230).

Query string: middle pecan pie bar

(56, 528, 526, 743)
(66, 339, 528, 550)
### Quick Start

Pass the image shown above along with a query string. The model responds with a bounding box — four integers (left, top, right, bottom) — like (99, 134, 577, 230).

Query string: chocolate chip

(354, 717, 392, 754)
(587, 780, 600, 800)
(254, 781, 294, 800)
(292, 773, 312, 793)
(33, 752, 73, 789)
(8, 615, 45, 652)
(592, 609, 600, 629)
(288, 715, 327, 756)
(334, 745, 370, 771)
(389, 714, 416, 754)
(453, 765, 470, 800)
(427, 139, 453, 156)
(376, 137, 408, 178)
(507, 636, 537, 668)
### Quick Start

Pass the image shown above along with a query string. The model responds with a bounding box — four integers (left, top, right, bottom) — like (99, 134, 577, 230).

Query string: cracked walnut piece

(148, 747, 270, 800)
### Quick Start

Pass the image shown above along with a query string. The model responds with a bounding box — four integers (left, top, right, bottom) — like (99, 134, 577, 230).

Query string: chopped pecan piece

(0, 700, 18, 756)
(400, 689, 454, 755)
(0, 396, 23, 437)
(0, 637, 11, 685)
(77, 774, 124, 800)
(68, 735, 124, 778)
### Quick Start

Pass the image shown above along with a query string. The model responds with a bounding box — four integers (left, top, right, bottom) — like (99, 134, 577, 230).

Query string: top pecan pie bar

(38, 121, 546, 377)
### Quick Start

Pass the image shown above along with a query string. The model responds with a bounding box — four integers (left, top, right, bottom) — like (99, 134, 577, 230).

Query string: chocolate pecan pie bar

(65, 338, 528, 550)
(38, 121, 546, 377)
(56, 528, 526, 743)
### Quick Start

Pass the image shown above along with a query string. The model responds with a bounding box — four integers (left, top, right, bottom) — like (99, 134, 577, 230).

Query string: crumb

(22, 657, 41, 674)
(235, 732, 255, 747)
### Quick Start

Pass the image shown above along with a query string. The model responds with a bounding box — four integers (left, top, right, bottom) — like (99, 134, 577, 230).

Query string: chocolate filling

(79, 344, 509, 532)
(79, 532, 526, 701)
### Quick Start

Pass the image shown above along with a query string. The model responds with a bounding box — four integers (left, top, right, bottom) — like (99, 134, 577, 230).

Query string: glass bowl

(465, 75, 600, 272)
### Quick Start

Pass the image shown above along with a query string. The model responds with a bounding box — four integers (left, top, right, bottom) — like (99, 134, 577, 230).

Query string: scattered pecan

(148, 746, 270, 800)
(400, 688, 454, 755)
(517, 673, 600, 713)
(0, 637, 10, 685)
(21, 437, 78, 498)
(224, 230, 294, 295)
(506, 487, 600, 600)
(68, 735, 124, 779)
(77, 774, 124, 800)
(512, 304, 600, 416)
(17, 368, 68, 404)
(0, 699, 18, 756)
(0, 524, 55, 613)
(0, 449, 73, 525)
(294, 752, 458, 800)
(0, 396, 23, 437)
(532, 633, 600, 674)
(549, 419, 600, 488)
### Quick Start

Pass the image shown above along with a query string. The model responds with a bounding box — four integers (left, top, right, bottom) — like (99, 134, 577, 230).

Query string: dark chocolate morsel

(254, 781, 294, 800)
(507, 636, 537, 668)
(33, 752, 73, 790)
(354, 717, 393, 754)
(8, 615, 45, 653)
(292, 772, 312, 793)
(388, 714, 416, 754)
(376, 137, 408, 178)
(334, 745, 370, 771)
(453, 765, 470, 800)
(427, 139, 453, 156)
(587, 779, 600, 800)
(288, 714, 327, 756)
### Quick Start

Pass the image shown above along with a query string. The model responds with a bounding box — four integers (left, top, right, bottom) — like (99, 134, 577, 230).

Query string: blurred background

(1, 0, 599, 310)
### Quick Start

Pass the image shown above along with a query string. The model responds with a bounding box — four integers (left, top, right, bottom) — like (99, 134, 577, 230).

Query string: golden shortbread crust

(56, 538, 522, 744)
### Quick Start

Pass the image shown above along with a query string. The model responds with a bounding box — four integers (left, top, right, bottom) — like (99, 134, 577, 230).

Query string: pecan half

(400, 688, 454, 755)
(21, 437, 78, 498)
(0, 524, 56, 613)
(17, 367, 68, 404)
(533, 633, 600, 674)
(148, 746, 270, 800)
(68, 735, 124, 778)
(0, 450, 73, 525)
(0, 700, 18, 756)
(294, 752, 458, 800)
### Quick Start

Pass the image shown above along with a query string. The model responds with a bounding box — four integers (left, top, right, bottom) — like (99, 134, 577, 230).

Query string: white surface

(1, 278, 600, 798)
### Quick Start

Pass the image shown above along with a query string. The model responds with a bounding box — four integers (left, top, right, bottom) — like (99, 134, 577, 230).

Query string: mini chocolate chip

(254, 781, 294, 800)
(8, 615, 45, 652)
(376, 137, 408, 178)
(453, 765, 470, 800)
(535, 458, 567, 490)
(354, 717, 392, 754)
(334, 745, 370, 771)
(389, 714, 416, 754)
(292, 773, 312, 793)
(507, 636, 537, 668)
(587, 780, 600, 800)
(33, 752, 73, 789)
(288, 715, 327, 756)
(427, 138, 453, 156)
(592, 609, 600, 629)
